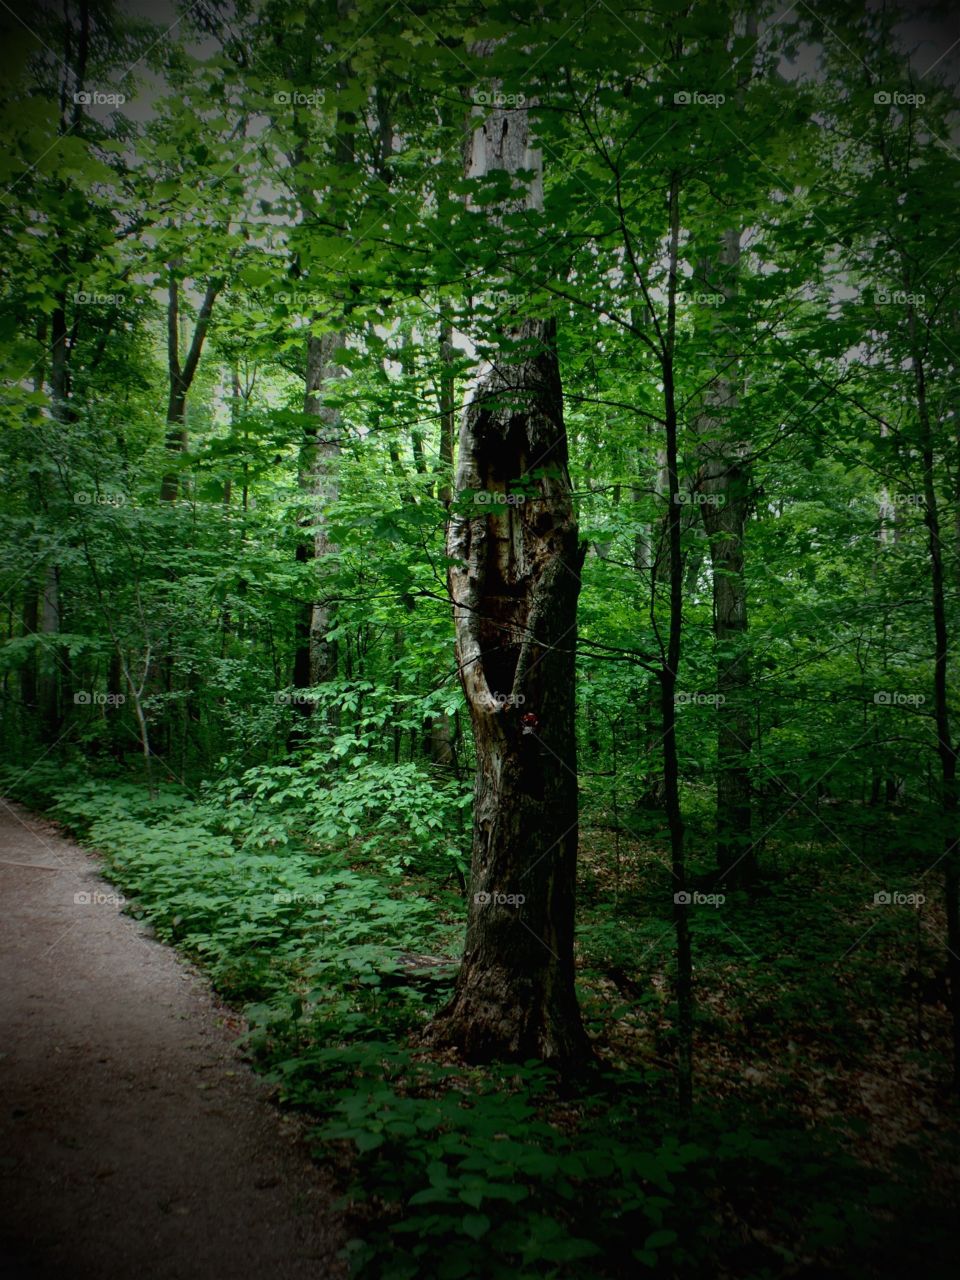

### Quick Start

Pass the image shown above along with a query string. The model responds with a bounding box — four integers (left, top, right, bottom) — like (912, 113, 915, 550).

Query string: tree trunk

(438, 313, 456, 508)
(288, 33, 356, 720)
(426, 313, 458, 767)
(20, 586, 38, 729)
(662, 170, 693, 1112)
(306, 330, 343, 691)
(40, 563, 61, 742)
(911, 319, 960, 1088)
(697, 228, 756, 886)
(426, 83, 590, 1067)
(160, 273, 219, 501)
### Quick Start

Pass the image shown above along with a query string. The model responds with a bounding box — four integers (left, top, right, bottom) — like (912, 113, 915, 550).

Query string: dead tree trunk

(426, 82, 590, 1067)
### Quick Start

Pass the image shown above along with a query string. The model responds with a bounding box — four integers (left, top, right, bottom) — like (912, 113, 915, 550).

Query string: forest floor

(0, 801, 346, 1280)
(2, 773, 958, 1279)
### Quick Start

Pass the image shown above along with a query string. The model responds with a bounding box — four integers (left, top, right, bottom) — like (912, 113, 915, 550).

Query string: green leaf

(460, 1213, 491, 1240)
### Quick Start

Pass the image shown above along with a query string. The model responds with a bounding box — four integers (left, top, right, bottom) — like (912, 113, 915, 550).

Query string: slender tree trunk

(160, 273, 219, 501)
(20, 586, 38, 729)
(292, 332, 343, 729)
(288, 32, 356, 721)
(438, 313, 456, 508)
(912, 322, 960, 1088)
(662, 170, 693, 1112)
(40, 564, 61, 742)
(696, 229, 756, 885)
(308, 331, 343, 691)
(427, 313, 458, 768)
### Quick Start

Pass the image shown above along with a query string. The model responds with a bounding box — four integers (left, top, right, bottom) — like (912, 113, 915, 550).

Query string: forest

(1, 0, 959, 1276)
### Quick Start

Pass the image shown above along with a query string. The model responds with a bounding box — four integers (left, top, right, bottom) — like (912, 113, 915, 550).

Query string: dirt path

(0, 801, 346, 1280)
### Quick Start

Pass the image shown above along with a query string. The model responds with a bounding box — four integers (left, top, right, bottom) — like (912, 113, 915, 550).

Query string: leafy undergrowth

(4, 761, 958, 1279)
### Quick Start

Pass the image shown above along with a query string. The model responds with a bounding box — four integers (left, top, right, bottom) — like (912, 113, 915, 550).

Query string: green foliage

(206, 714, 470, 875)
